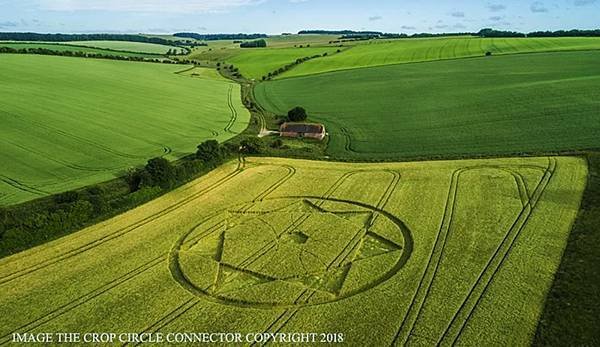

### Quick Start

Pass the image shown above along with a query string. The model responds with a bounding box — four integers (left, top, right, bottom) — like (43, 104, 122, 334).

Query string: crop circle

(170, 197, 412, 309)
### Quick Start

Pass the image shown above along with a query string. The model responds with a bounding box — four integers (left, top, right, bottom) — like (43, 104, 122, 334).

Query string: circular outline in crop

(169, 196, 413, 309)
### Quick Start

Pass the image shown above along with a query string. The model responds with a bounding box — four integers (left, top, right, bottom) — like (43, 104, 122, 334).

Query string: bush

(288, 106, 308, 122)
(240, 39, 267, 48)
(485, 51, 493, 56)
(145, 157, 176, 189)
(271, 139, 284, 149)
(240, 137, 264, 154)
(196, 140, 224, 164)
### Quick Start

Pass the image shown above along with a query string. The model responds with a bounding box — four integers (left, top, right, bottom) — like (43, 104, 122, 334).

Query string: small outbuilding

(279, 122, 326, 141)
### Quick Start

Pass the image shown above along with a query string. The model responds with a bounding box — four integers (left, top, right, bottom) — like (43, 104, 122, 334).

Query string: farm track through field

(237, 165, 297, 213)
(5, 113, 151, 160)
(391, 160, 554, 346)
(224, 85, 238, 134)
(0, 175, 48, 196)
(0, 255, 166, 345)
(0, 163, 246, 286)
(438, 159, 557, 346)
(127, 298, 199, 347)
(339, 127, 356, 154)
(3, 138, 123, 172)
(438, 39, 453, 60)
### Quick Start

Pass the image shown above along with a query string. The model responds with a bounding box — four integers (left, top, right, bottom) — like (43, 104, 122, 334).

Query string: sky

(0, 0, 598, 34)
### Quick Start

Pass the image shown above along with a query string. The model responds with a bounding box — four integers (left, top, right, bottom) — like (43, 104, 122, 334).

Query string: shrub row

(0, 139, 265, 258)
(0, 46, 189, 64)
(262, 53, 330, 80)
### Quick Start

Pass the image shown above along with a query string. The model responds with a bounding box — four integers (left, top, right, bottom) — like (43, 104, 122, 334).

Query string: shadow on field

(534, 153, 600, 346)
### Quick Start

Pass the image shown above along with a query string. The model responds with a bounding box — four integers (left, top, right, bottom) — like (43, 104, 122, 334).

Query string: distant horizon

(1, 0, 599, 35)
(1, 27, 600, 36)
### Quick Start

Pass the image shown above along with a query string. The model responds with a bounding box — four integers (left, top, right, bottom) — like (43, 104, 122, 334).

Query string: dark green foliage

(240, 39, 267, 48)
(240, 137, 264, 154)
(144, 157, 176, 189)
(485, 51, 493, 56)
(271, 138, 284, 149)
(287, 106, 308, 122)
(0, 140, 233, 258)
(0, 46, 183, 64)
(478, 28, 526, 38)
(53, 191, 80, 205)
(535, 153, 600, 346)
(0, 32, 190, 46)
(174, 32, 267, 41)
(196, 140, 225, 164)
(478, 28, 600, 38)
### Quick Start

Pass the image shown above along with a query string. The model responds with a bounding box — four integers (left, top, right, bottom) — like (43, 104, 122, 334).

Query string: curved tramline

(0, 156, 586, 346)
(0, 54, 250, 205)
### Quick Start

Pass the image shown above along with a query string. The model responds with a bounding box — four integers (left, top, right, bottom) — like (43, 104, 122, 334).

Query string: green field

(190, 46, 339, 79)
(0, 156, 586, 345)
(0, 55, 249, 205)
(279, 36, 600, 78)
(65, 40, 183, 54)
(0, 42, 159, 58)
(265, 34, 339, 48)
(255, 50, 600, 159)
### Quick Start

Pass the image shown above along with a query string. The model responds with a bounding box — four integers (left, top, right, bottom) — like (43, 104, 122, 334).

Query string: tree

(287, 107, 308, 122)
(145, 157, 176, 189)
(196, 140, 224, 164)
(240, 137, 264, 154)
(271, 138, 284, 149)
(240, 39, 267, 48)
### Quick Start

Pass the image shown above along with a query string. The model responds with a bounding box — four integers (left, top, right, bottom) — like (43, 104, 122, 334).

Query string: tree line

(174, 33, 267, 41)
(261, 52, 335, 80)
(301, 28, 600, 40)
(0, 32, 191, 46)
(0, 138, 264, 258)
(240, 39, 267, 48)
(0, 46, 190, 64)
(478, 28, 600, 38)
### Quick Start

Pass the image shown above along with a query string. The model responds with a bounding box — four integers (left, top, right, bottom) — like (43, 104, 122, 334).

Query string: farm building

(279, 122, 326, 140)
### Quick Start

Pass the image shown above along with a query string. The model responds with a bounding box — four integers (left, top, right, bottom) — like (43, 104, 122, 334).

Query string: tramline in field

(0, 156, 586, 346)
(0, 54, 250, 205)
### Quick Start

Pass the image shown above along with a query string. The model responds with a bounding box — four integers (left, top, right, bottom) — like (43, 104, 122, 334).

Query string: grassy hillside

(66, 40, 182, 54)
(0, 55, 249, 205)
(0, 42, 159, 58)
(190, 46, 339, 79)
(0, 156, 586, 346)
(265, 34, 339, 48)
(255, 50, 600, 159)
(280, 36, 600, 78)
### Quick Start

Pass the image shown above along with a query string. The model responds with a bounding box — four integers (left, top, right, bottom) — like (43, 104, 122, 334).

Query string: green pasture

(0, 156, 586, 346)
(0, 42, 158, 58)
(255, 50, 600, 159)
(65, 40, 182, 54)
(190, 46, 339, 79)
(280, 36, 600, 78)
(0, 55, 249, 205)
(265, 34, 340, 48)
